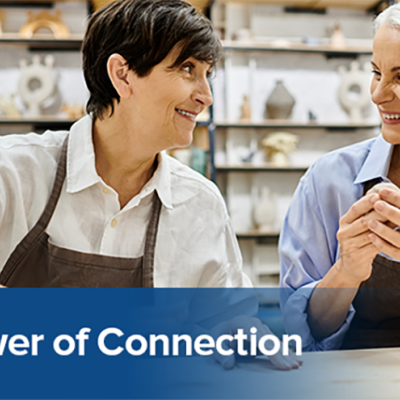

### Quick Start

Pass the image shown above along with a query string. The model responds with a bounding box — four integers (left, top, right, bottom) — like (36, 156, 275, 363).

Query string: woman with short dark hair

(0, 0, 244, 289)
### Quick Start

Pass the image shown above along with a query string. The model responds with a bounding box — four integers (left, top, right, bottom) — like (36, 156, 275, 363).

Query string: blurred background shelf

(236, 231, 280, 240)
(0, 34, 83, 50)
(216, 164, 309, 172)
(0, 0, 85, 4)
(215, 121, 381, 130)
(0, 117, 77, 130)
(222, 40, 372, 57)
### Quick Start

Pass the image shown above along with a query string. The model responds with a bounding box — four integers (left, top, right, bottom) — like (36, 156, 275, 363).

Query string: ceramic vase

(338, 61, 370, 123)
(331, 24, 346, 48)
(254, 187, 276, 233)
(265, 80, 295, 120)
(18, 55, 56, 118)
(240, 95, 252, 121)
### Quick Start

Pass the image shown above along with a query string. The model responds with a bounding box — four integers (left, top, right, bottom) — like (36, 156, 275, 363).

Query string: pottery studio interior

(0, 0, 391, 293)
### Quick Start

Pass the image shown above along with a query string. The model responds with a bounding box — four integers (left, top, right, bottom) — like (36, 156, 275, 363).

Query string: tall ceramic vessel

(254, 187, 276, 233)
(265, 80, 295, 120)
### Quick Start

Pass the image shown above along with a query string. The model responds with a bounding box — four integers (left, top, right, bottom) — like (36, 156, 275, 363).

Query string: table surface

(152, 347, 400, 399)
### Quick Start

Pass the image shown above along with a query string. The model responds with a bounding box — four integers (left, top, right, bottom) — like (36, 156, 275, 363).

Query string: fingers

(369, 220, 400, 252)
(255, 323, 302, 371)
(338, 231, 373, 254)
(370, 233, 400, 260)
(339, 210, 388, 239)
(341, 194, 379, 225)
(374, 200, 400, 227)
(379, 188, 400, 209)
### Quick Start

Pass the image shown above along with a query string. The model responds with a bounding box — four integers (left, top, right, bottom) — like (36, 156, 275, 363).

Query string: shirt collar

(66, 115, 173, 210)
(67, 115, 100, 193)
(354, 134, 394, 185)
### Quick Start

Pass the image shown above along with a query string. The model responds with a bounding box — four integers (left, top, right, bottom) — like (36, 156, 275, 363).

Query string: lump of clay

(367, 182, 400, 195)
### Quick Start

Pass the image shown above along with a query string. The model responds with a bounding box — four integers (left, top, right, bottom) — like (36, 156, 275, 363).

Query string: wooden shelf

(236, 231, 280, 240)
(0, 0, 85, 3)
(0, 117, 77, 130)
(222, 40, 372, 57)
(216, 0, 381, 11)
(0, 33, 83, 50)
(216, 121, 381, 131)
(217, 164, 308, 172)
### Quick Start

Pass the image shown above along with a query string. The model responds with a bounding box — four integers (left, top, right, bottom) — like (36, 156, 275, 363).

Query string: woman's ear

(107, 54, 132, 99)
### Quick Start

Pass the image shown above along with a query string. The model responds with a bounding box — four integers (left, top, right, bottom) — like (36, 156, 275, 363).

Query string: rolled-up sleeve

(279, 166, 355, 351)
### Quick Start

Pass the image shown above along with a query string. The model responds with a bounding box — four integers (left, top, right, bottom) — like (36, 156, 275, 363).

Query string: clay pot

(265, 80, 295, 120)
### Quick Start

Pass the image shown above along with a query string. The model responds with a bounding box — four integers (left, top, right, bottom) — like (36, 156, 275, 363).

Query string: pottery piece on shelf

(331, 24, 346, 49)
(308, 110, 317, 122)
(61, 103, 85, 120)
(338, 61, 370, 123)
(261, 131, 299, 167)
(0, 10, 5, 37)
(254, 187, 276, 233)
(265, 80, 295, 120)
(18, 55, 56, 118)
(240, 94, 252, 122)
(0, 95, 21, 118)
(233, 29, 252, 42)
(19, 10, 70, 39)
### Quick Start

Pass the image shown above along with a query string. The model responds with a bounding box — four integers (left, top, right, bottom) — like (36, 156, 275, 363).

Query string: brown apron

(0, 136, 162, 288)
(342, 178, 400, 349)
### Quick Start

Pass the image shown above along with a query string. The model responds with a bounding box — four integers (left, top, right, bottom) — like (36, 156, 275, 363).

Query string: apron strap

(142, 191, 162, 288)
(0, 136, 69, 284)
(363, 178, 382, 196)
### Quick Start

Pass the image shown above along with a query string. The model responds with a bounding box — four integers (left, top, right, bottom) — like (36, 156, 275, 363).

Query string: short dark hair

(82, 0, 221, 120)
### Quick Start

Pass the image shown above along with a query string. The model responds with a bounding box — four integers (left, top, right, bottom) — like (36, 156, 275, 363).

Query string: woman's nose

(193, 78, 213, 107)
(371, 79, 395, 105)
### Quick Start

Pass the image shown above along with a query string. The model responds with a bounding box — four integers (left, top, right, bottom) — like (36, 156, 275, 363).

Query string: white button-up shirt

(0, 116, 251, 287)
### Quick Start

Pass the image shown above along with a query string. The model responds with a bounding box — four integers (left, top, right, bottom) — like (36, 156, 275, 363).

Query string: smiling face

(123, 45, 213, 151)
(371, 25, 400, 144)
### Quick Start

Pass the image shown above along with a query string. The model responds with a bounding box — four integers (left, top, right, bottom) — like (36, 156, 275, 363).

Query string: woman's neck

(92, 114, 157, 209)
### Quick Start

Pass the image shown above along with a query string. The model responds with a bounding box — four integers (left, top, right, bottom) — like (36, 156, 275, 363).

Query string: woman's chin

(381, 123, 400, 145)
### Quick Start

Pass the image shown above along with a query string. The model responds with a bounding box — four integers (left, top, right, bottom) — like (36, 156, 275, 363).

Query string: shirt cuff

(282, 281, 355, 351)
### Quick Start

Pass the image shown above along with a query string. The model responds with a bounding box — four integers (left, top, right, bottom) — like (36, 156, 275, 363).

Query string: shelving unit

(236, 231, 279, 240)
(216, 121, 380, 130)
(210, 0, 382, 287)
(216, 165, 308, 172)
(0, 34, 83, 50)
(0, 0, 89, 133)
(0, 117, 78, 130)
(222, 40, 373, 58)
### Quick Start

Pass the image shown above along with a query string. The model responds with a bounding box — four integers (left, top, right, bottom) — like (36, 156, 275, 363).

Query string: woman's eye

(371, 70, 381, 77)
(182, 64, 194, 74)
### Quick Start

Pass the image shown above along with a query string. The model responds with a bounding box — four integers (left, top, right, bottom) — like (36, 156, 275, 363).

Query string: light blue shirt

(279, 134, 394, 351)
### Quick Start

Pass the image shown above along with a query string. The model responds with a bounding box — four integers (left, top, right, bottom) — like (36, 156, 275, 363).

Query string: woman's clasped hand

(367, 188, 400, 259)
(335, 191, 397, 286)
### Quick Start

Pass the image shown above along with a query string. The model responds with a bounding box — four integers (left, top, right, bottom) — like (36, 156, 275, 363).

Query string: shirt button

(111, 219, 117, 228)
(103, 187, 110, 194)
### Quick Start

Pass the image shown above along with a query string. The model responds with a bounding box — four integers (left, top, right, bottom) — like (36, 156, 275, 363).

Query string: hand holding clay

(368, 184, 400, 259)
(335, 194, 384, 285)
(366, 182, 400, 195)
